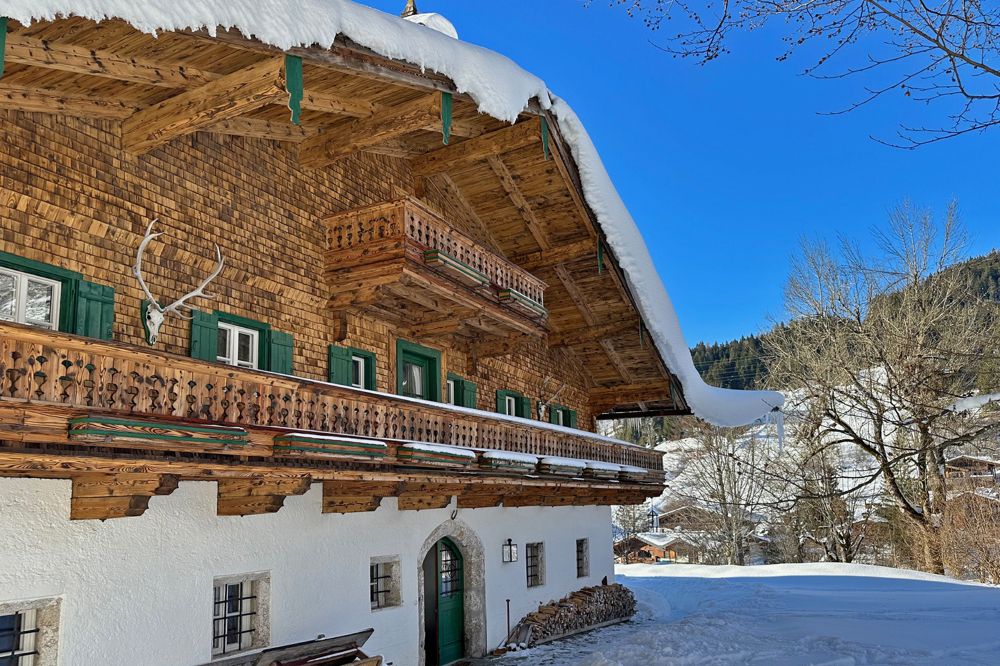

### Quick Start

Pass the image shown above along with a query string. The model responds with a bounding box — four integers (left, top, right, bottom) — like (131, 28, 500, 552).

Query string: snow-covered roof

(4, 0, 784, 426)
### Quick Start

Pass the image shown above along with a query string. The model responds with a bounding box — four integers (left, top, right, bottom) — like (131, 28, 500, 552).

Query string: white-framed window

(576, 538, 590, 578)
(553, 409, 566, 426)
(216, 322, 258, 369)
(505, 395, 517, 416)
(0, 608, 37, 666)
(446, 379, 456, 405)
(212, 574, 268, 658)
(0, 268, 60, 331)
(351, 354, 372, 389)
(369, 556, 401, 610)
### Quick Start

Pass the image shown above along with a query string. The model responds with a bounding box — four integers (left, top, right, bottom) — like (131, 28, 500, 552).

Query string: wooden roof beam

(4, 33, 220, 87)
(122, 57, 289, 153)
(549, 319, 641, 348)
(0, 85, 140, 118)
(590, 381, 671, 406)
(510, 238, 596, 272)
(488, 155, 551, 251)
(299, 93, 443, 167)
(411, 117, 543, 178)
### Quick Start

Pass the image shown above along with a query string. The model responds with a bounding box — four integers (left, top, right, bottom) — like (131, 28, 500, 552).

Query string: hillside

(692, 250, 1000, 391)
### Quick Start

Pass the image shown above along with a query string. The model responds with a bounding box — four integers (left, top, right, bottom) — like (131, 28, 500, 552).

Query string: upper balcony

(0, 321, 663, 518)
(323, 198, 549, 340)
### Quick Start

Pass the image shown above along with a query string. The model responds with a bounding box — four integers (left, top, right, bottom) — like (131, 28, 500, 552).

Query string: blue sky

(363, 0, 1000, 344)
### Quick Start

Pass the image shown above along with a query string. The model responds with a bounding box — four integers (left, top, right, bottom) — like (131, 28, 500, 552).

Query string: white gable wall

(0, 477, 613, 665)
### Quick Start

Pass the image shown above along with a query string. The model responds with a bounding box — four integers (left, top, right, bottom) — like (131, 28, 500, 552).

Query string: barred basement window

(576, 538, 590, 578)
(525, 542, 544, 588)
(370, 557, 401, 610)
(212, 578, 263, 657)
(0, 609, 38, 666)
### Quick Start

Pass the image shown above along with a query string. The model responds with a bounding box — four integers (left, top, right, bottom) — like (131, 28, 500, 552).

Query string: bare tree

(675, 424, 775, 564)
(599, 1, 1000, 146)
(766, 202, 1000, 573)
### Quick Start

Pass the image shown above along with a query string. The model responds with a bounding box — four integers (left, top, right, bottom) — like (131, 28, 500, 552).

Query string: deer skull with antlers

(133, 220, 225, 345)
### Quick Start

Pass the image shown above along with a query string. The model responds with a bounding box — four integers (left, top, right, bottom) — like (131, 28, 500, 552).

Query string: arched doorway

(422, 537, 464, 665)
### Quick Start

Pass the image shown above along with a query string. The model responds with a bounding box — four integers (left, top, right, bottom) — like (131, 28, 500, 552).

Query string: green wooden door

(436, 538, 464, 665)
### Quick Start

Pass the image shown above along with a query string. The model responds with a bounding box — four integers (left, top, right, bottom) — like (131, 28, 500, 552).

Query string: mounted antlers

(133, 220, 225, 345)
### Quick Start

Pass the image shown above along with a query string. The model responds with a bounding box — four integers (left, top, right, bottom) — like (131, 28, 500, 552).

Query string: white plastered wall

(0, 477, 614, 666)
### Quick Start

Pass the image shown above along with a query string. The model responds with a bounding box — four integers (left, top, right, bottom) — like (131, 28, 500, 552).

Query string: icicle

(597, 242, 604, 274)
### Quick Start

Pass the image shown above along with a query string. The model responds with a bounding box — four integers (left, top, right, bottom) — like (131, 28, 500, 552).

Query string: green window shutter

(496, 390, 508, 414)
(549, 405, 560, 425)
(517, 396, 532, 419)
(268, 330, 294, 374)
(568, 410, 578, 429)
(328, 345, 352, 385)
(461, 379, 477, 409)
(190, 310, 219, 361)
(72, 280, 115, 340)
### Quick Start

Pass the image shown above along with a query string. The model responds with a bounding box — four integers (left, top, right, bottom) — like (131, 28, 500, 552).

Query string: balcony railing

(0, 322, 664, 477)
(323, 198, 548, 336)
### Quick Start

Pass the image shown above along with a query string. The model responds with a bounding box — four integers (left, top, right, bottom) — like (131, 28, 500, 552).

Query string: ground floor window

(576, 538, 590, 578)
(370, 556, 401, 610)
(212, 574, 268, 658)
(0, 609, 37, 666)
(526, 542, 544, 587)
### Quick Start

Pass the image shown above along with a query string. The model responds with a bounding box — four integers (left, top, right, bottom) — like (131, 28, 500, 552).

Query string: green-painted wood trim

(69, 429, 249, 446)
(396, 339, 442, 402)
(284, 54, 303, 125)
(274, 435, 387, 450)
(498, 288, 547, 316)
(397, 452, 474, 465)
(541, 116, 550, 160)
(68, 416, 247, 436)
(441, 91, 453, 145)
(424, 249, 489, 284)
(274, 444, 386, 458)
(0, 18, 7, 80)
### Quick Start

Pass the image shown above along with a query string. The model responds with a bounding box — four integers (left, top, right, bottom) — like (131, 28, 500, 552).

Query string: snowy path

(499, 563, 1000, 665)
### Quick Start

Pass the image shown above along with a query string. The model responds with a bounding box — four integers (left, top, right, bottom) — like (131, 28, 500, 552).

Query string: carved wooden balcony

(323, 198, 549, 340)
(0, 323, 665, 493)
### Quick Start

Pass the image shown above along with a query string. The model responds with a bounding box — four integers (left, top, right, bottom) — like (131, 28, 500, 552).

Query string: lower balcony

(0, 322, 663, 520)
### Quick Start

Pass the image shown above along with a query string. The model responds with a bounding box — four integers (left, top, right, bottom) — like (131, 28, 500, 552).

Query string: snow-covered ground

(500, 563, 1000, 665)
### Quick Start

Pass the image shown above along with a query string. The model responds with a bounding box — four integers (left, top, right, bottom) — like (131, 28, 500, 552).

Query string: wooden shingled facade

(0, 15, 684, 518)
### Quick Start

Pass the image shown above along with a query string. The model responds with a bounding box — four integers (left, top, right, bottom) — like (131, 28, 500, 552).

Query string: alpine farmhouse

(0, 2, 779, 664)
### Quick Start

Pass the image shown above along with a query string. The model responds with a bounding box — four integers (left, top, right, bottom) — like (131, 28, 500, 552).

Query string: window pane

(0, 613, 16, 654)
(217, 328, 230, 359)
(446, 380, 455, 405)
(402, 361, 424, 398)
(0, 274, 15, 321)
(237, 332, 253, 364)
(25, 279, 54, 325)
(352, 357, 363, 388)
(506, 396, 516, 415)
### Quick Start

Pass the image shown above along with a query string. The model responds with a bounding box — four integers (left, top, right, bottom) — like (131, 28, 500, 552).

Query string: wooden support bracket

(70, 473, 179, 520)
(217, 477, 312, 517)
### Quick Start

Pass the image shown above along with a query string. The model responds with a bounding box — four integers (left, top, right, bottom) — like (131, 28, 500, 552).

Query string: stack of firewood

(504, 583, 636, 649)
